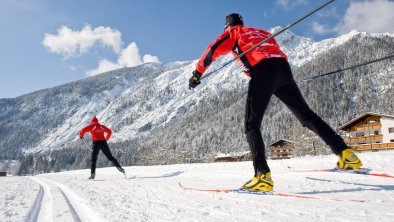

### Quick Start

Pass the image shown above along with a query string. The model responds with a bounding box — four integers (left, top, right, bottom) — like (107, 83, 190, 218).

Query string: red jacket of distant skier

(196, 25, 288, 75)
(80, 116, 112, 142)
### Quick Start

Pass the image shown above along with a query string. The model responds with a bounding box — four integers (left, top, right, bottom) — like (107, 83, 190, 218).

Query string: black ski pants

(245, 58, 348, 175)
(91, 140, 122, 174)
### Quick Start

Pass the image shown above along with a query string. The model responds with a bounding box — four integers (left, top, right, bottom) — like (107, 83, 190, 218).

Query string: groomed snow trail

(27, 177, 103, 222)
(1, 150, 394, 222)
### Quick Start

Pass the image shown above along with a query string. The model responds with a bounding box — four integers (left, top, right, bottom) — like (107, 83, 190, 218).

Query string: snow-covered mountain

(1, 29, 393, 172)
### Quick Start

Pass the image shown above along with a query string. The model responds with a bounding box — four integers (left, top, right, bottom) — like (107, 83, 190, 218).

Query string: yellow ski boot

(242, 172, 274, 192)
(337, 148, 362, 170)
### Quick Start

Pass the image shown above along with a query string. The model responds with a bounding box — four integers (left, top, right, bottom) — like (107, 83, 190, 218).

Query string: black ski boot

(117, 167, 126, 175)
(88, 173, 95, 180)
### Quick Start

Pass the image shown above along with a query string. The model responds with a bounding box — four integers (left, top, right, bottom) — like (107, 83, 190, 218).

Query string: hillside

(0, 29, 393, 173)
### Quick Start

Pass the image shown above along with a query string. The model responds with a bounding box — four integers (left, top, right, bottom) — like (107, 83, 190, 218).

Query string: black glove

(189, 70, 202, 89)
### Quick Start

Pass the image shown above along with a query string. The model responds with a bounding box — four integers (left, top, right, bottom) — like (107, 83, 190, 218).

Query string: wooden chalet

(339, 112, 394, 151)
(269, 139, 294, 160)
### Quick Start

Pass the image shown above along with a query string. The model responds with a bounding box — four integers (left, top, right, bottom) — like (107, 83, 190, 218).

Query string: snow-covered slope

(1, 29, 393, 159)
(2, 150, 394, 221)
(272, 27, 393, 67)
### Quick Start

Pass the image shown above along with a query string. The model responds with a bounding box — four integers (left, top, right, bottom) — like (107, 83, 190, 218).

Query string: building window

(391, 139, 394, 142)
(374, 130, 379, 135)
(356, 132, 365, 137)
(389, 128, 394, 133)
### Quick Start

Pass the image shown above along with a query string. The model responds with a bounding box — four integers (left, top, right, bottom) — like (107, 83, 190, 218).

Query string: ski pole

(81, 138, 92, 151)
(200, 0, 336, 80)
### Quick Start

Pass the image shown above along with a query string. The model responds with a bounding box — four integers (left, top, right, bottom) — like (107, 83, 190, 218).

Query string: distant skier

(80, 116, 125, 179)
(188, 13, 362, 192)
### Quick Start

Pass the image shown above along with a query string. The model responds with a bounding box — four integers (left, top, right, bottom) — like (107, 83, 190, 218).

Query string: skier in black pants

(80, 116, 125, 179)
(188, 13, 362, 191)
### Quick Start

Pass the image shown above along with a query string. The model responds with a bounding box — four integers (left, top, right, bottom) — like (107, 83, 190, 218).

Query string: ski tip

(178, 182, 185, 189)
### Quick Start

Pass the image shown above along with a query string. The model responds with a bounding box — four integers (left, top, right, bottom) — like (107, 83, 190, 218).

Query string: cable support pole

(297, 54, 394, 83)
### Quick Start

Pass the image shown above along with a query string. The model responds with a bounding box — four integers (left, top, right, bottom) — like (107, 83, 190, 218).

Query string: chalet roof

(338, 112, 394, 131)
(215, 151, 251, 158)
(269, 139, 295, 147)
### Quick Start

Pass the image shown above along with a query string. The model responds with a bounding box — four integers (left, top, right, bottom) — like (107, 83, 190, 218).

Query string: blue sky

(1, 0, 394, 98)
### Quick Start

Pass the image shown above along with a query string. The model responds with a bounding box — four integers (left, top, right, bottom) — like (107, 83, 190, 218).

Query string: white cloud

(43, 25, 160, 76)
(277, 0, 307, 10)
(42, 25, 122, 57)
(312, 22, 332, 35)
(117, 42, 143, 67)
(86, 42, 160, 76)
(143, 54, 160, 63)
(337, 0, 394, 34)
(86, 59, 122, 77)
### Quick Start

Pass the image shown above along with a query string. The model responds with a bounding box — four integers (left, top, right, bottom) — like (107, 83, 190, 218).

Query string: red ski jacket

(196, 25, 287, 75)
(80, 116, 112, 142)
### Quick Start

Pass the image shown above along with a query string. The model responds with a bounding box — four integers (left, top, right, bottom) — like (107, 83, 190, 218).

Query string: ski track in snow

(27, 177, 102, 222)
(26, 181, 43, 222)
(2, 151, 394, 222)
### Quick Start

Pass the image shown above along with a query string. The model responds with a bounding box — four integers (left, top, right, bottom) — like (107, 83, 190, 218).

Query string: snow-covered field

(1, 150, 394, 222)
